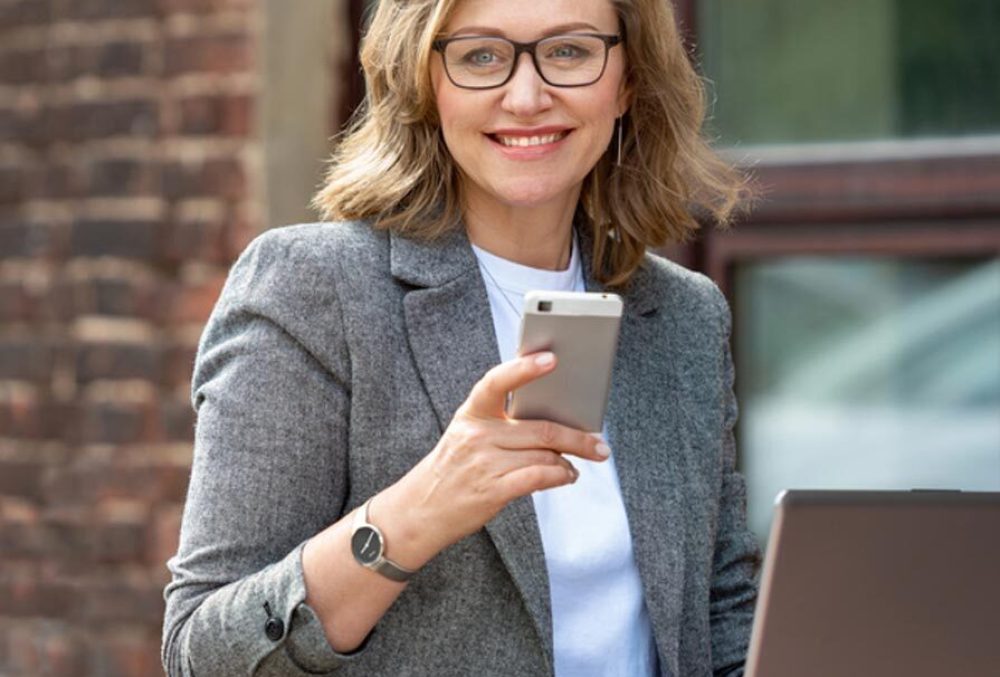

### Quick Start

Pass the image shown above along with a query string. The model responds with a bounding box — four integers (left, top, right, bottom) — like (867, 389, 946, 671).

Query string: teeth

(496, 132, 566, 147)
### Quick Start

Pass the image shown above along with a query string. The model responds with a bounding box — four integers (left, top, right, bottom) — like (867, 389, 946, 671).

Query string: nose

(501, 53, 552, 118)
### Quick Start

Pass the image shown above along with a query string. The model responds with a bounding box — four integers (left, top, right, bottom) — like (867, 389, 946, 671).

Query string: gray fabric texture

(161, 220, 761, 677)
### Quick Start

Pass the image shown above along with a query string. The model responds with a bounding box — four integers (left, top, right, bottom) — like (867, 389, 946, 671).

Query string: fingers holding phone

(386, 292, 622, 555)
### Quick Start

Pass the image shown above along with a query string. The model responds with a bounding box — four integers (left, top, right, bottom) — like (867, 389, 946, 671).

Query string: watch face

(351, 525, 383, 566)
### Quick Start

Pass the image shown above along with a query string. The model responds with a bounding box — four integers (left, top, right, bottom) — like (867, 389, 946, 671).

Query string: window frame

(676, 1, 1000, 296)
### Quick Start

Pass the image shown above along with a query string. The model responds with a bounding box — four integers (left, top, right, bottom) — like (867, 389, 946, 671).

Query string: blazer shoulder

(639, 250, 729, 319)
(223, 221, 387, 301)
(239, 220, 386, 271)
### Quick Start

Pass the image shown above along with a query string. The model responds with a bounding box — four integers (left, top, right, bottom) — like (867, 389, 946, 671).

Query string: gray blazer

(162, 220, 760, 677)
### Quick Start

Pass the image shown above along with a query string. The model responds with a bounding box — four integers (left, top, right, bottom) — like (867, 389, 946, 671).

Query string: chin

(493, 180, 575, 208)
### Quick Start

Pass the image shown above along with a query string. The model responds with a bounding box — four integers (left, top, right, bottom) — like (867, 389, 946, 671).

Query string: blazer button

(265, 616, 284, 641)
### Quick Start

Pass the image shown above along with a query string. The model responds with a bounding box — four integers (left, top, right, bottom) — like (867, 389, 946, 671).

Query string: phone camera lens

(538, 301, 552, 312)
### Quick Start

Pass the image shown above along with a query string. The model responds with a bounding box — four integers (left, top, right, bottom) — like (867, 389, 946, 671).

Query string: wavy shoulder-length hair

(314, 0, 749, 286)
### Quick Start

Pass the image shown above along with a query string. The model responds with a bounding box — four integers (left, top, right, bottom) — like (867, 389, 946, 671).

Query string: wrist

(368, 482, 443, 571)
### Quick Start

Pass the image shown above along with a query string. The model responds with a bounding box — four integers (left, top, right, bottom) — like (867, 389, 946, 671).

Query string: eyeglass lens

(442, 35, 609, 88)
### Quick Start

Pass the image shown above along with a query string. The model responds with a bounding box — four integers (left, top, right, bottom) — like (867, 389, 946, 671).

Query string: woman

(162, 0, 760, 675)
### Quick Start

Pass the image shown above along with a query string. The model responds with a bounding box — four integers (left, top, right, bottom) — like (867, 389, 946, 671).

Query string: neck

(462, 188, 579, 271)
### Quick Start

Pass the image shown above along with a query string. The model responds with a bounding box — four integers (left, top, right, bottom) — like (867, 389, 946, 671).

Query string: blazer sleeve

(708, 287, 763, 677)
(161, 230, 363, 676)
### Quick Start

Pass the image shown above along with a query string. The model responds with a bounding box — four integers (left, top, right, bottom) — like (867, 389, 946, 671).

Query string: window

(690, 0, 1000, 542)
(699, 0, 1000, 144)
(735, 256, 1000, 540)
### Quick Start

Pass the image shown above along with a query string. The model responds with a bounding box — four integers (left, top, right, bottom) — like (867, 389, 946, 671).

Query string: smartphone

(508, 291, 623, 432)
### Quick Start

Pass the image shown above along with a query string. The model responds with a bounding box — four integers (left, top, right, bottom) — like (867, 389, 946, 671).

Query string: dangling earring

(608, 116, 624, 244)
(615, 116, 623, 167)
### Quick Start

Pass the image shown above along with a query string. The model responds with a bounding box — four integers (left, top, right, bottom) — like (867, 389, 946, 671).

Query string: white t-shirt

(472, 240, 658, 677)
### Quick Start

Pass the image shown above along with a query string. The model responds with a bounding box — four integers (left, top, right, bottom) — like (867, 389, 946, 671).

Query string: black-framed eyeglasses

(432, 33, 623, 90)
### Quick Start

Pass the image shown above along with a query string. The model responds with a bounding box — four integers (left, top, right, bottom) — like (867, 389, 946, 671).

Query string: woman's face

(431, 0, 629, 213)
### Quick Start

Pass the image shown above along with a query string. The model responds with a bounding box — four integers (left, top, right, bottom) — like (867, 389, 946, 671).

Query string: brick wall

(0, 1, 262, 674)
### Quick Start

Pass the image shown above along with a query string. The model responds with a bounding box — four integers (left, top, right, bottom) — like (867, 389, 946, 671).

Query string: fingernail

(534, 352, 555, 367)
(569, 467, 579, 481)
(595, 442, 611, 458)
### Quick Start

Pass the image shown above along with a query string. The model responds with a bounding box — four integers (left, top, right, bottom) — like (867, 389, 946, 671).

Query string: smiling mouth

(490, 131, 570, 147)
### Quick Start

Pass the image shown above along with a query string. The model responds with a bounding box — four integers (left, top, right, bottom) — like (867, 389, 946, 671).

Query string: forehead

(443, 0, 619, 37)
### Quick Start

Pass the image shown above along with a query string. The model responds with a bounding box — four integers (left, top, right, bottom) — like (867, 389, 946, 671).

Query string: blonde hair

(314, 0, 749, 286)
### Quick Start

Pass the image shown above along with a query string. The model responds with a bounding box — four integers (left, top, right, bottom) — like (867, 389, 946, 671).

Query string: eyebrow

(448, 22, 605, 39)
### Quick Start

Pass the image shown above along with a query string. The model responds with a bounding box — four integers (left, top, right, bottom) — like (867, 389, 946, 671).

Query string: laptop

(745, 490, 1000, 677)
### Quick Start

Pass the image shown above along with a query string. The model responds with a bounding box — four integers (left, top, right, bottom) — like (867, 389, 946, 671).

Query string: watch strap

(352, 498, 417, 582)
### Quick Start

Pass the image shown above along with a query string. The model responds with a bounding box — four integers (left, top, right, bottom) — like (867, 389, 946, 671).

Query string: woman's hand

(374, 352, 611, 569)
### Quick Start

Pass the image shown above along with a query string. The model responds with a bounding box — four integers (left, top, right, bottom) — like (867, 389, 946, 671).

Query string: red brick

(49, 275, 154, 321)
(67, 399, 150, 445)
(1, 397, 74, 442)
(156, 0, 251, 13)
(0, 514, 147, 564)
(69, 219, 162, 260)
(38, 631, 88, 676)
(48, 41, 147, 82)
(160, 396, 195, 442)
(0, 576, 76, 618)
(33, 162, 75, 200)
(47, 100, 158, 142)
(162, 158, 245, 199)
(75, 342, 162, 384)
(93, 276, 159, 318)
(0, 106, 44, 146)
(0, 166, 26, 204)
(47, 459, 190, 506)
(47, 277, 82, 321)
(0, 221, 54, 259)
(0, 338, 55, 381)
(0, 0, 265, 660)
(31, 157, 159, 202)
(42, 400, 77, 442)
(161, 216, 227, 265)
(165, 33, 251, 76)
(163, 341, 196, 389)
(2, 622, 42, 675)
(163, 273, 226, 324)
(0, 396, 43, 439)
(149, 504, 183, 571)
(177, 94, 252, 136)
(92, 634, 162, 677)
(0, 47, 47, 86)
(223, 214, 255, 259)
(87, 158, 160, 197)
(52, 0, 157, 21)
(0, 280, 38, 322)
(0, 460, 45, 499)
(75, 578, 165, 625)
(0, 0, 51, 30)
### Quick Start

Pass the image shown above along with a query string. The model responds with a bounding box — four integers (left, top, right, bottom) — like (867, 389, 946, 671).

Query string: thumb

(461, 352, 556, 420)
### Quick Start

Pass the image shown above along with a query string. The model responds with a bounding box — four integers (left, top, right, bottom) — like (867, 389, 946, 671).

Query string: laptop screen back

(745, 490, 1000, 677)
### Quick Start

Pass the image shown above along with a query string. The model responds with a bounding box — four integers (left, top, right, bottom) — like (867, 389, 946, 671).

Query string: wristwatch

(350, 498, 417, 582)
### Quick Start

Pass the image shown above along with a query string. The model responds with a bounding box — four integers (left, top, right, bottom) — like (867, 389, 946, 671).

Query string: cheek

(431, 66, 462, 137)
(435, 99, 471, 161)
(432, 84, 470, 138)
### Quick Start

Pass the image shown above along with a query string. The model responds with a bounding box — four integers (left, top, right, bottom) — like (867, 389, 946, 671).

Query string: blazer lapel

(582, 242, 686, 677)
(391, 229, 555, 673)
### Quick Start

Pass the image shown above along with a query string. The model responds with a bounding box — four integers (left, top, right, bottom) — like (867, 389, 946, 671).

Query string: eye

(544, 40, 592, 60)
(467, 49, 498, 65)
(552, 45, 582, 58)
(454, 44, 510, 69)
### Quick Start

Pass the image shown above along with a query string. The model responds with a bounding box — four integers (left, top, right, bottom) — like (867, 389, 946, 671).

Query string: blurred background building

(0, 0, 997, 674)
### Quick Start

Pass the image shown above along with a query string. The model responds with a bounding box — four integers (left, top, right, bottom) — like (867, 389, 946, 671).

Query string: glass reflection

(735, 257, 1000, 543)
